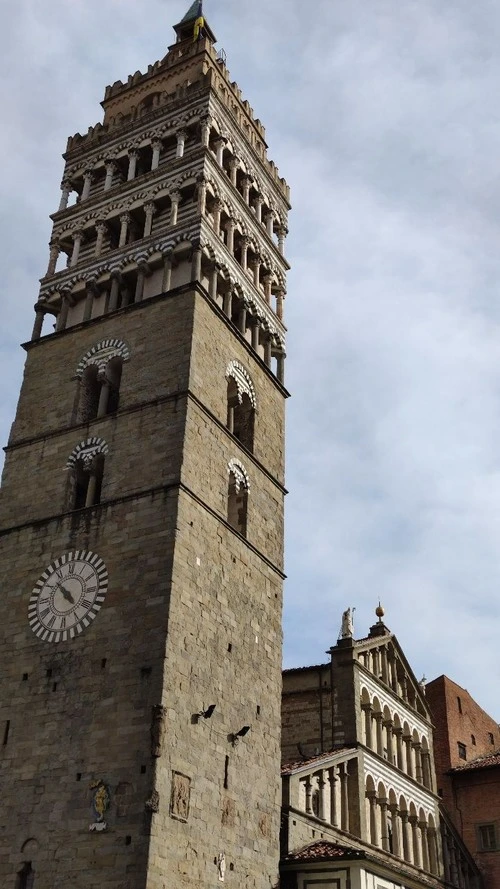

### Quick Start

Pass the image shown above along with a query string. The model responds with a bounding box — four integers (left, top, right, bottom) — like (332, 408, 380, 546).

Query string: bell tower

(0, 5, 290, 888)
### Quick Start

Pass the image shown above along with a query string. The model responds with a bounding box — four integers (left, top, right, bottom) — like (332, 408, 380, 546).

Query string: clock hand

(58, 585, 76, 605)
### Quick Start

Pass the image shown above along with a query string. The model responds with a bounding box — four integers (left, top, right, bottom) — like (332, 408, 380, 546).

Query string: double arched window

(225, 361, 256, 453)
(76, 339, 130, 423)
(66, 437, 109, 510)
(227, 458, 249, 537)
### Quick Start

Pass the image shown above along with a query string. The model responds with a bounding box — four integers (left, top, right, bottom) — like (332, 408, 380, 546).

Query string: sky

(1, 0, 500, 718)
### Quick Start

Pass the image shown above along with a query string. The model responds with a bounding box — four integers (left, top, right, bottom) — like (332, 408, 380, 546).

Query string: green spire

(180, 0, 202, 24)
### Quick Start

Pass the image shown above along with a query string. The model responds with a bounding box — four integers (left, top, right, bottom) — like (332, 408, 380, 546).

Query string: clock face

(28, 551, 108, 643)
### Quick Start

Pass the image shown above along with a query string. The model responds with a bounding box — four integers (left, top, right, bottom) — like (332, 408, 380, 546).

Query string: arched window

(16, 863, 35, 889)
(225, 361, 256, 452)
(227, 458, 249, 537)
(76, 339, 130, 423)
(67, 438, 108, 510)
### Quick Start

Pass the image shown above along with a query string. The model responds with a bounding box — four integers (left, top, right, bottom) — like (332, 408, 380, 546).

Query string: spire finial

(375, 601, 385, 622)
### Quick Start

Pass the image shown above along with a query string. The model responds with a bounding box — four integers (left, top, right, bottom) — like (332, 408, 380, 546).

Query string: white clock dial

(28, 551, 108, 643)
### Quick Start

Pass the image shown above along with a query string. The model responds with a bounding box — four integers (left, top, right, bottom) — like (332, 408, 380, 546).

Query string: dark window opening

(457, 696, 462, 714)
(224, 755, 229, 789)
(489, 732, 495, 745)
(3, 720, 10, 745)
(78, 357, 123, 422)
(16, 862, 35, 889)
(478, 824, 497, 851)
(458, 742, 467, 760)
(72, 456, 104, 510)
(227, 475, 248, 537)
(227, 379, 254, 452)
(471, 734, 476, 746)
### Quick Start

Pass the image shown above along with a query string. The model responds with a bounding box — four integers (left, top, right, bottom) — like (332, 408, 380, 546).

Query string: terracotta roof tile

(285, 841, 364, 862)
(281, 748, 357, 775)
(452, 750, 500, 772)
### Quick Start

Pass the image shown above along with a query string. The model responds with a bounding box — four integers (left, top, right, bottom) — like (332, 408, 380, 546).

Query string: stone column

(263, 274, 273, 305)
(161, 250, 173, 292)
(84, 470, 99, 508)
(328, 767, 338, 827)
(238, 302, 247, 335)
(264, 335, 272, 368)
(265, 209, 274, 237)
(70, 230, 83, 267)
(212, 198, 222, 236)
(215, 138, 225, 166)
(339, 763, 349, 831)
(176, 129, 187, 158)
(127, 149, 139, 181)
(394, 728, 404, 770)
(374, 713, 384, 756)
(251, 318, 260, 351)
(108, 272, 122, 312)
(134, 262, 150, 303)
(151, 139, 162, 170)
(428, 827, 438, 874)
(223, 288, 233, 319)
(94, 222, 107, 257)
(276, 352, 285, 384)
(380, 646, 389, 683)
(420, 821, 429, 871)
(81, 169, 93, 201)
(251, 255, 261, 289)
(209, 263, 220, 300)
(367, 792, 378, 845)
(119, 212, 131, 249)
(304, 777, 313, 815)
(276, 287, 285, 320)
(200, 116, 211, 147)
(31, 304, 46, 341)
(384, 720, 394, 763)
(46, 240, 60, 276)
(83, 280, 96, 322)
(170, 190, 181, 227)
(97, 372, 110, 417)
(197, 177, 207, 215)
(191, 243, 202, 282)
(229, 156, 239, 187)
(400, 810, 410, 861)
(404, 735, 413, 777)
(413, 742, 423, 783)
(379, 799, 390, 851)
(143, 202, 155, 238)
(56, 291, 70, 332)
(254, 195, 263, 223)
(225, 218, 235, 254)
(389, 804, 400, 856)
(362, 704, 373, 748)
(277, 224, 288, 254)
(422, 752, 432, 789)
(240, 236, 249, 271)
(241, 176, 251, 204)
(104, 160, 116, 191)
(58, 179, 71, 211)
(312, 771, 325, 821)
(410, 815, 421, 867)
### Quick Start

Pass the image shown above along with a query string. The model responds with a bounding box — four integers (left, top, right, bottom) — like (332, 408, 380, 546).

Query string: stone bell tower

(0, 5, 290, 888)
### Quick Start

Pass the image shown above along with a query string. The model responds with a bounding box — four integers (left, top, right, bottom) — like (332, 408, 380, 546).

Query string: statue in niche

(217, 852, 226, 882)
(89, 780, 110, 831)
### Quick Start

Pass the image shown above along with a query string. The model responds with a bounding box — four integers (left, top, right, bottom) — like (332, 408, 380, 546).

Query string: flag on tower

(193, 0, 205, 41)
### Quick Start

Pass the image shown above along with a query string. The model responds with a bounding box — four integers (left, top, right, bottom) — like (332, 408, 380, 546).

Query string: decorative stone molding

(227, 458, 249, 492)
(226, 361, 257, 409)
(66, 437, 109, 470)
(76, 338, 130, 378)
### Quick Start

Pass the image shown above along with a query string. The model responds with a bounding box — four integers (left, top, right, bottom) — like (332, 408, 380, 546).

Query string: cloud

(1, 0, 499, 716)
